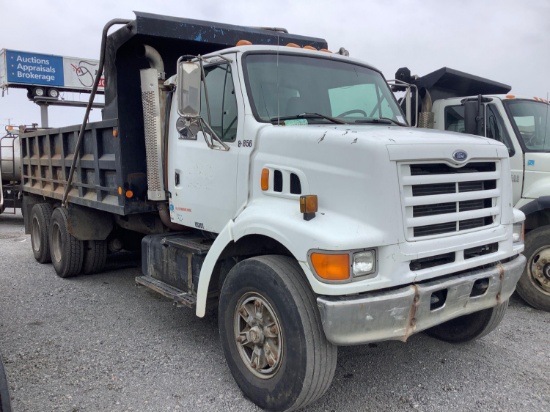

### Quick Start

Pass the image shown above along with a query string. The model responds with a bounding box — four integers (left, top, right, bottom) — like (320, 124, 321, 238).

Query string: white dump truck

(392, 67, 549, 312)
(20, 14, 525, 411)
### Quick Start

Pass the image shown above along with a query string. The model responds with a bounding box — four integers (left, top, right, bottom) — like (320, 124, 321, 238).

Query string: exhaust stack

(140, 45, 166, 201)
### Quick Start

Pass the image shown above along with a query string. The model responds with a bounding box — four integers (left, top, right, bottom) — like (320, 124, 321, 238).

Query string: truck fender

(519, 196, 550, 217)
(195, 205, 317, 317)
(196, 220, 235, 317)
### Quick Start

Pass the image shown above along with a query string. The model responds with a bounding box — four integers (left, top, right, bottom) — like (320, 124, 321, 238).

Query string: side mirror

(464, 96, 485, 136)
(177, 60, 201, 117)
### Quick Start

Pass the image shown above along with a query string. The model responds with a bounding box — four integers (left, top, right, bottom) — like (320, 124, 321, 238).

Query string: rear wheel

(516, 226, 550, 312)
(219, 255, 337, 411)
(30, 203, 53, 263)
(82, 240, 108, 275)
(425, 300, 509, 343)
(49, 207, 84, 278)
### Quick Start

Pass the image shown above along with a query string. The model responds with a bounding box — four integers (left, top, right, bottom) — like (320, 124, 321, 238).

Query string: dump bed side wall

(20, 119, 156, 215)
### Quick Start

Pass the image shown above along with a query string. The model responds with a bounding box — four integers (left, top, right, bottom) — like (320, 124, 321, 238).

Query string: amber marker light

(319, 49, 332, 53)
(505, 95, 516, 99)
(261, 168, 269, 191)
(118, 187, 123, 195)
(310, 253, 350, 281)
(236, 40, 252, 46)
(300, 195, 318, 213)
(300, 195, 318, 221)
(303, 45, 316, 50)
(125, 190, 134, 199)
(286, 43, 300, 48)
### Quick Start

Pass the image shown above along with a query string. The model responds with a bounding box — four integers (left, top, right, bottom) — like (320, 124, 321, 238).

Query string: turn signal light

(286, 43, 300, 48)
(310, 253, 350, 281)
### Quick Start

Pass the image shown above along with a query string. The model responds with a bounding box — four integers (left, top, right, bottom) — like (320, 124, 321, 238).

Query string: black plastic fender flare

(519, 196, 550, 217)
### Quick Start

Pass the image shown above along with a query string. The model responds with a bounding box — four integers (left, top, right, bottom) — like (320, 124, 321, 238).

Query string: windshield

(243, 53, 405, 125)
(504, 99, 550, 152)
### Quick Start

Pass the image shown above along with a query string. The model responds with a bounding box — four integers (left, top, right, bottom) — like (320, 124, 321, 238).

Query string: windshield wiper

(271, 113, 346, 125)
(354, 117, 407, 126)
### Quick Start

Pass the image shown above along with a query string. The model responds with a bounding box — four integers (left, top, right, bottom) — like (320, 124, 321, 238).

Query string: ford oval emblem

(453, 150, 468, 162)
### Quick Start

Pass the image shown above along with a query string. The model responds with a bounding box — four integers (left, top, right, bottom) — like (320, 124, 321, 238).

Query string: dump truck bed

(20, 119, 155, 215)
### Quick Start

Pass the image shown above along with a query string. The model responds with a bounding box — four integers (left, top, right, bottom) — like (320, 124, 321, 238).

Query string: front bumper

(316, 254, 526, 345)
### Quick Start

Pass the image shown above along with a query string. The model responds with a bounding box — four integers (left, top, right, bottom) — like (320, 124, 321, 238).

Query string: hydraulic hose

(62, 18, 132, 207)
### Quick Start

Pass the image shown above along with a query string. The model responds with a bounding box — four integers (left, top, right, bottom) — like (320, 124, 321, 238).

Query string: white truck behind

(20, 14, 525, 411)
(392, 67, 549, 311)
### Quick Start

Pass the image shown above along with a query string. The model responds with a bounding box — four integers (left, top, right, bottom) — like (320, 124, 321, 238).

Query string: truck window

(200, 64, 238, 142)
(445, 104, 514, 154)
(328, 84, 395, 119)
(445, 105, 465, 133)
(243, 53, 403, 124)
(504, 99, 550, 152)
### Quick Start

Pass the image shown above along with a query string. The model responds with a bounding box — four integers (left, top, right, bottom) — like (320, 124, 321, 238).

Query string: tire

(82, 240, 108, 275)
(49, 207, 84, 278)
(30, 203, 53, 263)
(516, 226, 550, 312)
(0, 355, 12, 412)
(425, 300, 509, 343)
(218, 255, 337, 412)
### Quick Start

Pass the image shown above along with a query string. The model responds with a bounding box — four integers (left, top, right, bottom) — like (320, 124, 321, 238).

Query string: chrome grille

(400, 161, 501, 240)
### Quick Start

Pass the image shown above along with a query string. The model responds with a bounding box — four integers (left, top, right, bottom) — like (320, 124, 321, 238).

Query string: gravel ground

(0, 211, 549, 412)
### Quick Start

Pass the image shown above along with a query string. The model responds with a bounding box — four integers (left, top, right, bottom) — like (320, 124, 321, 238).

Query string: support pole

(39, 102, 49, 128)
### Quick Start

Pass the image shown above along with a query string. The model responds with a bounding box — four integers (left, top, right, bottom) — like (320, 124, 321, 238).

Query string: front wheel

(219, 255, 337, 411)
(516, 226, 550, 312)
(425, 300, 509, 343)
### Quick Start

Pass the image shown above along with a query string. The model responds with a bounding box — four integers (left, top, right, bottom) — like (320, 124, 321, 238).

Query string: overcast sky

(0, 0, 548, 128)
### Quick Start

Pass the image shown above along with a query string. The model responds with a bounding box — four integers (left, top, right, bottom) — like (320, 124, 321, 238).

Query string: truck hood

(263, 124, 509, 161)
(296, 123, 500, 145)
(251, 123, 511, 250)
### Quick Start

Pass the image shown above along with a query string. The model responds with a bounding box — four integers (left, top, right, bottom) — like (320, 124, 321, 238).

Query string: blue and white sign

(6, 50, 64, 86)
(0, 49, 104, 92)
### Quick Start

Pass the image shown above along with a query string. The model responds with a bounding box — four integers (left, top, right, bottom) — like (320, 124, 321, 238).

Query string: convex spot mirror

(177, 60, 201, 117)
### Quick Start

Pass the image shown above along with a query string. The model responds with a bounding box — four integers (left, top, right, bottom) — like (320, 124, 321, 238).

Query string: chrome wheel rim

(528, 246, 550, 294)
(234, 292, 283, 379)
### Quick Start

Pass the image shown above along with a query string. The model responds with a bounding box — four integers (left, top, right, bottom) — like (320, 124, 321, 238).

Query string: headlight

(512, 222, 524, 244)
(352, 250, 376, 277)
(309, 249, 377, 282)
